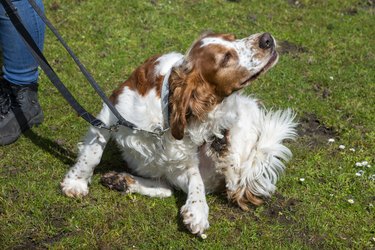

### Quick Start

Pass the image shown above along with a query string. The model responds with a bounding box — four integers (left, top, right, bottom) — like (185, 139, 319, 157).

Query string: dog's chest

(113, 129, 198, 178)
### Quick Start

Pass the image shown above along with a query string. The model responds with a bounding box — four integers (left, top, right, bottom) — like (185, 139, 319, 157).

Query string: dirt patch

(313, 83, 331, 99)
(12, 205, 73, 249)
(263, 193, 299, 224)
(296, 228, 327, 249)
(261, 194, 328, 248)
(297, 113, 337, 148)
(48, 2, 61, 11)
(21, 204, 72, 248)
(247, 13, 257, 23)
(40, 232, 73, 247)
(278, 40, 308, 55)
(360, 0, 375, 8)
(7, 188, 20, 202)
(347, 0, 375, 15)
(360, 0, 375, 15)
(12, 237, 38, 250)
(343, 7, 359, 15)
(13, 231, 73, 249)
(1, 165, 22, 176)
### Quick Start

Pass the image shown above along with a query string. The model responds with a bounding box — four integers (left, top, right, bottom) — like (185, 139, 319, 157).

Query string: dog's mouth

(240, 50, 279, 86)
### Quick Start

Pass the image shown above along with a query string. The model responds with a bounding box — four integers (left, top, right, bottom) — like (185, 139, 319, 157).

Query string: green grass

(1, 0, 374, 248)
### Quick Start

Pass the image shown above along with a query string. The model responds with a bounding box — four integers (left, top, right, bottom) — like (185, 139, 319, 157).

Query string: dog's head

(169, 32, 278, 140)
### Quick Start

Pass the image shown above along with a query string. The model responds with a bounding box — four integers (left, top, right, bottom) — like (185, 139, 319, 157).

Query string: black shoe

(0, 79, 44, 145)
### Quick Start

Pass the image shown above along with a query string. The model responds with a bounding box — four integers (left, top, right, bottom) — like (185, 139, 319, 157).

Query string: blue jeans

(0, 0, 45, 85)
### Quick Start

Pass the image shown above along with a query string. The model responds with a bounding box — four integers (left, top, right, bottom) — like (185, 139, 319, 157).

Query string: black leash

(0, 0, 141, 132)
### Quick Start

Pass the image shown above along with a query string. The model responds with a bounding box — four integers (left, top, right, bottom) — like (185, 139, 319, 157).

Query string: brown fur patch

(109, 55, 163, 105)
(124, 175, 136, 185)
(228, 187, 263, 211)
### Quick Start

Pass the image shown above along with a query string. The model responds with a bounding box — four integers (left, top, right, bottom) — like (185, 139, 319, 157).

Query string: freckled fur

(60, 32, 294, 235)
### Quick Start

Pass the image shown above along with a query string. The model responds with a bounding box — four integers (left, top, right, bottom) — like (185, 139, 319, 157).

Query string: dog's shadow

(93, 139, 132, 174)
(173, 191, 190, 233)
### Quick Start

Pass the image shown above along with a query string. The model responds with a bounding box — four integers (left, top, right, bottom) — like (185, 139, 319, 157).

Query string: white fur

(61, 44, 296, 235)
(116, 173, 173, 198)
(205, 95, 297, 199)
(154, 52, 184, 76)
(61, 91, 296, 234)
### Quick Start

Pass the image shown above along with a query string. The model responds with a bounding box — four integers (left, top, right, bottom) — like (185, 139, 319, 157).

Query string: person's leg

(0, 0, 45, 85)
(0, 0, 45, 145)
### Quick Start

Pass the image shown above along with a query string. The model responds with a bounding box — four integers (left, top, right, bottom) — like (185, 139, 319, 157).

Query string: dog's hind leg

(61, 106, 114, 197)
(100, 171, 173, 198)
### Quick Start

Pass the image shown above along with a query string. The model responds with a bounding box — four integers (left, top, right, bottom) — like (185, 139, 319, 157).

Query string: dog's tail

(241, 108, 298, 198)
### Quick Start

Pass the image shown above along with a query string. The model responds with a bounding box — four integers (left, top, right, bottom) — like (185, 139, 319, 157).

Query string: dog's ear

(189, 79, 217, 121)
(169, 63, 218, 140)
(169, 89, 191, 140)
(168, 64, 192, 140)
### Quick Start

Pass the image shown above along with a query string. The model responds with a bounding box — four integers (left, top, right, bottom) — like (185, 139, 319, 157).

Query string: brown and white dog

(61, 32, 296, 235)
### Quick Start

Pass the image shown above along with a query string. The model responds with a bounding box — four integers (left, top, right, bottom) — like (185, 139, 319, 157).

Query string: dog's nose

(259, 33, 274, 49)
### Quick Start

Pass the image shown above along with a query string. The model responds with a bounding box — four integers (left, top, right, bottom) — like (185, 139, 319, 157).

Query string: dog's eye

(220, 52, 232, 67)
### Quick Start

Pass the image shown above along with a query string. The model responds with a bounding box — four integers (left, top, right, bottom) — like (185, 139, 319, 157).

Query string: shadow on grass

(94, 140, 129, 174)
(174, 191, 189, 234)
(8, 91, 76, 166)
(23, 129, 76, 165)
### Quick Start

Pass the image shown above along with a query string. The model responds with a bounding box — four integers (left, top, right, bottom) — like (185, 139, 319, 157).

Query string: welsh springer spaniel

(61, 32, 297, 236)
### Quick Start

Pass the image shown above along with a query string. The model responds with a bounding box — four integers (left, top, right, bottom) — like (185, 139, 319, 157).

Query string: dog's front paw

(181, 201, 209, 235)
(61, 177, 89, 197)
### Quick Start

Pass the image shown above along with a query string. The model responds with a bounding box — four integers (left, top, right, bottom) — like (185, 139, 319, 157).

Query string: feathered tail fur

(241, 108, 298, 198)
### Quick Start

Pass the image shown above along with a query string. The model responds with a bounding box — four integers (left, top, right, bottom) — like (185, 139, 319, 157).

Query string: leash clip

(133, 125, 169, 138)
(96, 122, 119, 132)
(151, 127, 169, 138)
